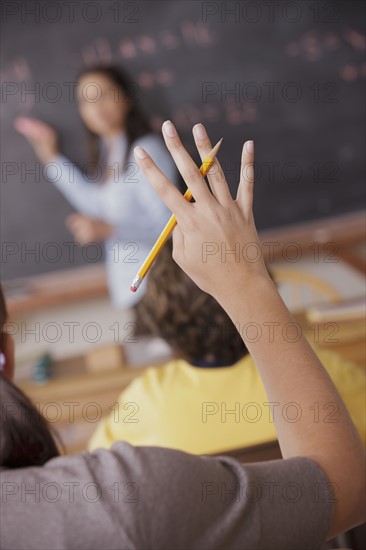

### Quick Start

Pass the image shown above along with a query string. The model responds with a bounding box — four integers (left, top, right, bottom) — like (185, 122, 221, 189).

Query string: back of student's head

(135, 241, 248, 365)
(0, 283, 59, 468)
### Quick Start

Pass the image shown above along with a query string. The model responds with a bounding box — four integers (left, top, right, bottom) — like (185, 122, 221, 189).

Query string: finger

(66, 213, 79, 223)
(69, 225, 88, 244)
(161, 121, 215, 205)
(66, 222, 79, 236)
(192, 123, 232, 207)
(65, 218, 75, 231)
(236, 141, 254, 219)
(65, 214, 81, 228)
(134, 146, 192, 222)
(65, 218, 86, 237)
(14, 117, 49, 141)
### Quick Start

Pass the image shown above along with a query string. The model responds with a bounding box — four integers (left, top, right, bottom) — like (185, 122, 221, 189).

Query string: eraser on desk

(85, 344, 126, 373)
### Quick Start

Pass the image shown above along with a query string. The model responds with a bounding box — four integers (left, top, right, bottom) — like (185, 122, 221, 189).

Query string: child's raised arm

(134, 121, 365, 539)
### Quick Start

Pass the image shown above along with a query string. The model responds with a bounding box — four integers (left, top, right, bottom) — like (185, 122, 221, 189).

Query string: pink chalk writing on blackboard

(343, 28, 366, 51)
(340, 65, 358, 81)
(180, 21, 214, 46)
(137, 72, 154, 89)
(323, 32, 339, 51)
(160, 30, 179, 50)
(155, 69, 174, 87)
(285, 28, 366, 79)
(0, 57, 34, 119)
(119, 40, 137, 60)
(136, 36, 156, 55)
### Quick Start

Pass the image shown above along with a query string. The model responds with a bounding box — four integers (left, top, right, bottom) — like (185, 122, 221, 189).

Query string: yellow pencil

(130, 138, 223, 292)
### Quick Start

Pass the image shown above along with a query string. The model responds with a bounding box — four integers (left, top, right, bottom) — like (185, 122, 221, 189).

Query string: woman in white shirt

(14, 65, 177, 309)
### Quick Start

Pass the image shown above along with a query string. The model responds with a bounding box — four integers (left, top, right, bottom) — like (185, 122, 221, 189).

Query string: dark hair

(135, 241, 248, 365)
(77, 64, 152, 174)
(0, 284, 59, 468)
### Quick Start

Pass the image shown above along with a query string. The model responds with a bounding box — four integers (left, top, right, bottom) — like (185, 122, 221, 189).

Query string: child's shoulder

(125, 358, 185, 393)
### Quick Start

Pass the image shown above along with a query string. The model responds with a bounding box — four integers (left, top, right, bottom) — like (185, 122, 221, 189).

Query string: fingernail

(193, 123, 206, 140)
(163, 120, 176, 137)
(246, 141, 254, 153)
(134, 146, 147, 159)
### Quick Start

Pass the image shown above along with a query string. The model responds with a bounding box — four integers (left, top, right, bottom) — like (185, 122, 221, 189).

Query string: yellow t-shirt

(89, 345, 365, 454)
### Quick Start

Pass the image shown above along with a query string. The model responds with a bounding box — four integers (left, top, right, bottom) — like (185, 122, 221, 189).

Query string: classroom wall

(1, 0, 365, 280)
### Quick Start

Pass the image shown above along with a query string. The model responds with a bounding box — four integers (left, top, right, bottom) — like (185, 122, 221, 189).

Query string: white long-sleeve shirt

(46, 132, 177, 308)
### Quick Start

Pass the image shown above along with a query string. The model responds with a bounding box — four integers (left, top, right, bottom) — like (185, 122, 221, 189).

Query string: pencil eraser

(130, 286, 137, 292)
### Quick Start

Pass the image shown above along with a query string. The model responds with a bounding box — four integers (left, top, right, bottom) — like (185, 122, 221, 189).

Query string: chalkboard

(1, 0, 365, 280)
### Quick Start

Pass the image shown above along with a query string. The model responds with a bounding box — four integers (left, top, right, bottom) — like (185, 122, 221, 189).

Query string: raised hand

(14, 116, 59, 164)
(134, 121, 270, 304)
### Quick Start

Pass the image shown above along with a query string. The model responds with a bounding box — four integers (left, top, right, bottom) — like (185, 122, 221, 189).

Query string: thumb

(65, 214, 80, 229)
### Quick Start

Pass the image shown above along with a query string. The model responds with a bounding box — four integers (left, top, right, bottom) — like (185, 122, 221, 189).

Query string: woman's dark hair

(78, 64, 152, 173)
(135, 241, 248, 365)
(0, 284, 59, 468)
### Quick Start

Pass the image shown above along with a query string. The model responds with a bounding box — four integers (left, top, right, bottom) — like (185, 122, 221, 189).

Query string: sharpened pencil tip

(210, 138, 223, 158)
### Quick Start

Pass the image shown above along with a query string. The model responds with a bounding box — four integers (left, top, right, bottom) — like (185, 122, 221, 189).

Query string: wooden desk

(6, 264, 108, 317)
(297, 313, 365, 368)
(17, 357, 154, 455)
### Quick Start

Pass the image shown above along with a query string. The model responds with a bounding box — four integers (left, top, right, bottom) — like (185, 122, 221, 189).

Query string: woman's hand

(134, 121, 270, 304)
(14, 117, 59, 164)
(66, 214, 114, 245)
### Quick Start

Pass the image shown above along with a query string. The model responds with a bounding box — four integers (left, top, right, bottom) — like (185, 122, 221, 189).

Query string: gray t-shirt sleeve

(0, 442, 333, 550)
